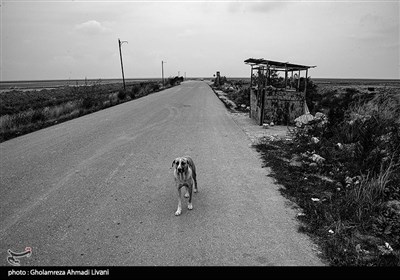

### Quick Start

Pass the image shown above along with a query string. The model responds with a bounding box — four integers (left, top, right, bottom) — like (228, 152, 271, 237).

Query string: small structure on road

(244, 58, 316, 125)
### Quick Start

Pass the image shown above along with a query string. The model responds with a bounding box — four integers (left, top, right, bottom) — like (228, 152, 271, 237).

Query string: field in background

(0, 79, 173, 142)
(0, 78, 159, 92)
(2, 77, 398, 92)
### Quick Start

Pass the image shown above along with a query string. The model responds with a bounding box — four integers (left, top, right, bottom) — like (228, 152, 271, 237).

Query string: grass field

(0, 79, 168, 142)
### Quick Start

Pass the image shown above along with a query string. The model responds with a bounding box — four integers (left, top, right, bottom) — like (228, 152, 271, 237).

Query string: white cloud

(75, 20, 112, 35)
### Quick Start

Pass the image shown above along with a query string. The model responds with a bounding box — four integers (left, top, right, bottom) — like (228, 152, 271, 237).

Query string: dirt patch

(229, 111, 293, 144)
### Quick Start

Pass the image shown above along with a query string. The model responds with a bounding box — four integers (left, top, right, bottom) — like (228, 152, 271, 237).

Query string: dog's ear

(172, 159, 176, 168)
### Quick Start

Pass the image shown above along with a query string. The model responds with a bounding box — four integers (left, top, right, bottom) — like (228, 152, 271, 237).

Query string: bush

(117, 89, 127, 100)
(0, 115, 16, 132)
(152, 83, 160, 92)
(230, 87, 250, 107)
(302, 78, 319, 114)
(168, 76, 183, 86)
(295, 92, 400, 178)
(31, 109, 46, 123)
(333, 93, 400, 175)
(130, 84, 141, 99)
(82, 95, 96, 109)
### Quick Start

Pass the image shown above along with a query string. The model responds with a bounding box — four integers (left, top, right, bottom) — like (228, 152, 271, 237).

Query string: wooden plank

(297, 70, 301, 89)
(249, 66, 253, 118)
(284, 63, 288, 92)
(304, 69, 308, 95)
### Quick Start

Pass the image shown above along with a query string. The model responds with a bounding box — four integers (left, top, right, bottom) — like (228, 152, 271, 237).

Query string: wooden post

(297, 70, 301, 90)
(118, 38, 126, 91)
(249, 65, 253, 118)
(304, 68, 308, 95)
(304, 68, 308, 114)
(284, 63, 288, 92)
(260, 88, 265, 126)
(250, 65, 253, 87)
(161, 61, 165, 86)
(291, 70, 294, 89)
(259, 65, 267, 126)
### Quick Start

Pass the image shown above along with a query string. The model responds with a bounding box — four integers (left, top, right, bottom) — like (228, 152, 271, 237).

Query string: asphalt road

(0, 81, 324, 266)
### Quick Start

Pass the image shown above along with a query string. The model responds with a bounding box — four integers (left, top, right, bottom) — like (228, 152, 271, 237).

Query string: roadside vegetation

(214, 77, 400, 266)
(210, 78, 251, 112)
(0, 77, 182, 143)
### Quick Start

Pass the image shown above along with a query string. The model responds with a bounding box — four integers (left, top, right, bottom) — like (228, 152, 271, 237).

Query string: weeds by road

(214, 79, 400, 266)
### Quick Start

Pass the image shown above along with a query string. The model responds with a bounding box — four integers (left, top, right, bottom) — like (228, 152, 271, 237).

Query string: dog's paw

(175, 209, 182, 216)
(184, 192, 189, 198)
(188, 203, 193, 210)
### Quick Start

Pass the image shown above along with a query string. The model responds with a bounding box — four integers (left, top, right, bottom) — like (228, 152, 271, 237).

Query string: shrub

(31, 109, 46, 123)
(302, 78, 319, 114)
(117, 89, 127, 100)
(230, 87, 250, 107)
(130, 84, 141, 99)
(152, 83, 160, 92)
(82, 95, 95, 109)
(335, 93, 400, 175)
(167, 76, 183, 86)
(141, 84, 153, 97)
(0, 115, 15, 132)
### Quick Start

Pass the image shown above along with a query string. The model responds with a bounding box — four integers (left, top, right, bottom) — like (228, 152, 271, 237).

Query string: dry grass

(0, 81, 164, 142)
(345, 158, 398, 222)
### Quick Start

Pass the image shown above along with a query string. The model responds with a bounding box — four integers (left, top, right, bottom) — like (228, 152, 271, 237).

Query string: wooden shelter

(244, 58, 316, 125)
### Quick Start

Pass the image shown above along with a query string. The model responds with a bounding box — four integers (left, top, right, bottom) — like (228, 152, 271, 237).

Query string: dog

(172, 156, 198, 216)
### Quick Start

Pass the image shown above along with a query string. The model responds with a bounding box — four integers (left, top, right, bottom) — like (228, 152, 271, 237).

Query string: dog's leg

(175, 185, 182, 216)
(193, 170, 198, 193)
(187, 183, 193, 210)
(183, 182, 189, 198)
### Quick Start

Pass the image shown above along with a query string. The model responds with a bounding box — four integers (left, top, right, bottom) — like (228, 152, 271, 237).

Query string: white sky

(1, 0, 399, 80)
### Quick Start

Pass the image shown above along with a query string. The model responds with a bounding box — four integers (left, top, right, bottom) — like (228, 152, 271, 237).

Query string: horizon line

(1, 77, 399, 83)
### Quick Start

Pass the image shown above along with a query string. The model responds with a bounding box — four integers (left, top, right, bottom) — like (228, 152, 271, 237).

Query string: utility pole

(162, 60, 166, 86)
(118, 38, 128, 91)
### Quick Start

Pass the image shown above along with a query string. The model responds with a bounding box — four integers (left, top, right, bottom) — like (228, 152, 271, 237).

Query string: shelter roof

(244, 58, 316, 71)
